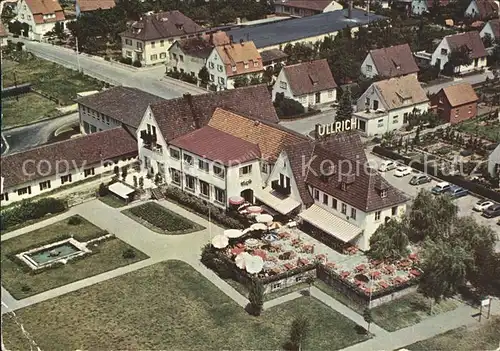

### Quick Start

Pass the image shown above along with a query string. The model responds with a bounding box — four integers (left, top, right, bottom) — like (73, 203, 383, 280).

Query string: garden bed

(98, 194, 126, 208)
(1, 92, 60, 128)
(1, 215, 148, 299)
(122, 202, 204, 234)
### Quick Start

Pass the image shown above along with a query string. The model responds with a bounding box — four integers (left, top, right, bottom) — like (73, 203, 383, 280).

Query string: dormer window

(380, 189, 387, 198)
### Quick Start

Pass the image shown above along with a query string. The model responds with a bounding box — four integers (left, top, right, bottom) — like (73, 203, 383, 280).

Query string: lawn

(2, 260, 370, 350)
(404, 317, 500, 351)
(1, 92, 59, 128)
(2, 56, 104, 105)
(1, 215, 148, 299)
(454, 115, 500, 142)
(98, 194, 126, 208)
(123, 202, 205, 234)
(370, 293, 458, 332)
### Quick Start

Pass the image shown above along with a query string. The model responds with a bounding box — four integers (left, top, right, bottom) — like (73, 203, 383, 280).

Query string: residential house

(360, 44, 420, 79)
(75, 0, 115, 17)
(136, 101, 304, 207)
(76, 86, 165, 135)
(0, 128, 137, 205)
(430, 31, 488, 73)
(465, 0, 499, 20)
(260, 49, 288, 70)
(167, 31, 229, 78)
(206, 40, 264, 90)
(431, 83, 479, 124)
(411, 0, 450, 15)
(480, 18, 500, 44)
(272, 59, 338, 109)
(488, 143, 500, 177)
(354, 74, 429, 136)
(267, 133, 409, 250)
(274, 0, 343, 17)
(119, 10, 204, 66)
(15, 0, 65, 41)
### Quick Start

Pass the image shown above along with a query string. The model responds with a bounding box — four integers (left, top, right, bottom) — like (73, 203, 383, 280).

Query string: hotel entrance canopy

(254, 188, 301, 215)
(299, 205, 362, 242)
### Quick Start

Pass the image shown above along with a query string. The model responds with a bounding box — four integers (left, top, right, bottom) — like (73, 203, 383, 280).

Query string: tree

(198, 66, 210, 85)
(8, 20, 22, 36)
(482, 33, 494, 49)
(363, 308, 373, 334)
(133, 175, 138, 188)
(53, 21, 66, 40)
(98, 183, 108, 197)
(138, 176, 144, 189)
(248, 281, 264, 316)
(446, 46, 473, 75)
(113, 165, 120, 179)
(289, 316, 309, 351)
(336, 87, 353, 122)
(305, 275, 315, 295)
(368, 218, 410, 261)
(274, 93, 305, 117)
(121, 166, 128, 181)
(233, 75, 250, 88)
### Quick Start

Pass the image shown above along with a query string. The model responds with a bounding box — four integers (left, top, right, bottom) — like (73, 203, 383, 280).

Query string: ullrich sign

(315, 118, 358, 139)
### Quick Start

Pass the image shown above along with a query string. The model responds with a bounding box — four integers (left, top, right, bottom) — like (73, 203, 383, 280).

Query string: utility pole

(75, 35, 81, 72)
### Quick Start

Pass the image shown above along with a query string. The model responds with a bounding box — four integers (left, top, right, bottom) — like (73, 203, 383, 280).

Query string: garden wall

(373, 146, 500, 202)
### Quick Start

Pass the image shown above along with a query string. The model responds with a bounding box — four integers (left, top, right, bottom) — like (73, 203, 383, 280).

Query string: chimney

(183, 93, 201, 129)
(236, 17, 241, 25)
(348, 0, 353, 19)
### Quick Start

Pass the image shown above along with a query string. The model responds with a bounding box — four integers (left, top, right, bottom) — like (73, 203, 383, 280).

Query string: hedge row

(163, 186, 245, 229)
(0, 198, 67, 231)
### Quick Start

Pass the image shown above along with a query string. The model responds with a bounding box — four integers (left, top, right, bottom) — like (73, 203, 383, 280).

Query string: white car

(394, 166, 412, 177)
(473, 199, 495, 212)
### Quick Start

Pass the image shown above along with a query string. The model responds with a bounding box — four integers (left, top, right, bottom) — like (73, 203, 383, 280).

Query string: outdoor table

(378, 281, 389, 289)
(371, 271, 382, 279)
(298, 258, 310, 266)
(410, 269, 421, 277)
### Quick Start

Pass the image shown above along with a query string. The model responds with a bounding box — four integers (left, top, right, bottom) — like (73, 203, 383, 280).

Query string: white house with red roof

(15, 0, 65, 41)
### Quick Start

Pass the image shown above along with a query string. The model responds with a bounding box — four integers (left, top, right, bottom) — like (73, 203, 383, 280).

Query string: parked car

(409, 174, 431, 185)
(394, 166, 412, 177)
(473, 199, 495, 212)
(431, 182, 451, 195)
(448, 186, 468, 199)
(378, 160, 397, 172)
(482, 204, 500, 218)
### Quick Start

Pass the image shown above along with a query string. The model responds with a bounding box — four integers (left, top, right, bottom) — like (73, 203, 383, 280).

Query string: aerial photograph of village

(0, 0, 500, 349)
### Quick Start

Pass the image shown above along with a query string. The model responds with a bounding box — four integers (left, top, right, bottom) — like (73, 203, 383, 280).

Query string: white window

(209, 61, 214, 69)
(366, 64, 372, 72)
(261, 163, 269, 174)
(0, 193, 9, 202)
(214, 187, 225, 204)
(393, 115, 398, 124)
(170, 168, 181, 185)
(172, 53, 177, 60)
(217, 64, 223, 72)
(160, 52, 166, 59)
(179, 55, 184, 62)
(239, 165, 252, 177)
(351, 208, 356, 220)
(185, 175, 196, 191)
(210, 74, 214, 81)
(314, 189, 319, 200)
(198, 159, 209, 172)
(244, 62, 249, 69)
(213, 165, 225, 179)
(39, 180, 51, 191)
(392, 206, 398, 216)
(27, 15, 31, 20)
(61, 174, 72, 184)
(331, 198, 337, 210)
(137, 42, 143, 50)
(84, 168, 95, 177)
(381, 189, 387, 198)
(170, 148, 180, 159)
(253, 61, 259, 67)
(151, 54, 158, 61)
(126, 50, 132, 57)
(341, 203, 347, 214)
(199, 180, 210, 198)
(151, 41, 156, 48)
(328, 90, 333, 98)
(280, 81, 287, 89)
(375, 211, 381, 221)
(160, 40, 164, 47)
(183, 154, 193, 165)
(323, 194, 328, 205)
(232, 65, 237, 72)
(218, 77, 225, 85)
(17, 186, 31, 196)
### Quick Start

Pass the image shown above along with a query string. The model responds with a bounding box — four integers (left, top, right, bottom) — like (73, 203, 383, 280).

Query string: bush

(132, 60, 142, 67)
(104, 56, 110, 61)
(274, 93, 305, 117)
(16, 42, 24, 51)
(98, 183, 108, 197)
(122, 248, 136, 259)
(67, 216, 82, 226)
(119, 57, 132, 65)
(0, 198, 66, 231)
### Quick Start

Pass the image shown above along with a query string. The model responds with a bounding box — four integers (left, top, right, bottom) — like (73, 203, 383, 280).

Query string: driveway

(279, 109, 336, 135)
(10, 37, 205, 100)
(2, 112, 79, 155)
(424, 70, 495, 95)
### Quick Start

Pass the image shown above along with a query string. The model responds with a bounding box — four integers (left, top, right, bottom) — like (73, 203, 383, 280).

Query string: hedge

(163, 186, 246, 229)
(0, 198, 67, 231)
(372, 146, 500, 202)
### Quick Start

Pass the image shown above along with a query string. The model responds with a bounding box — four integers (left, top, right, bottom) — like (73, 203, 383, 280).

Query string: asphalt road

(423, 70, 495, 95)
(2, 112, 79, 155)
(12, 37, 205, 100)
(280, 109, 336, 136)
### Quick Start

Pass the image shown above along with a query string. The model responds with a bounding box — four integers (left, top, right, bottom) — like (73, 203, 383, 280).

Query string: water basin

(26, 242, 82, 265)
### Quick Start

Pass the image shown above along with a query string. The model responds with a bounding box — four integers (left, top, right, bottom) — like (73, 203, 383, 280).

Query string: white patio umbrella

(246, 255, 264, 274)
(242, 228, 253, 235)
(229, 196, 245, 206)
(250, 223, 268, 231)
(212, 234, 229, 249)
(235, 252, 252, 269)
(224, 229, 244, 238)
(247, 206, 263, 214)
(256, 214, 273, 224)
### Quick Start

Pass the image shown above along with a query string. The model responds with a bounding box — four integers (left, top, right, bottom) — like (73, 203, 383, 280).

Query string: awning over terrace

(298, 205, 362, 243)
(254, 188, 301, 215)
(108, 182, 135, 199)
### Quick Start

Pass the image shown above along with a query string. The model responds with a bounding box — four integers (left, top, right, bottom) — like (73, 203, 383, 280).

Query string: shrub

(129, 202, 194, 231)
(139, 177, 144, 189)
(133, 175, 138, 188)
(98, 183, 108, 197)
(16, 42, 24, 51)
(274, 93, 305, 117)
(119, 57, 132, 65)
(132, 60, 142, 67)
(248, 281, 264, 316)
(104, 56, 110, 61)
(67, 216, 82, 226)
(122, 248, 136, 259)
(0, 198, 66, 231)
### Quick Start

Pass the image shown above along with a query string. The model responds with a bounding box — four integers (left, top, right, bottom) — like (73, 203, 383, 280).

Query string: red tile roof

(278, 0, 334, 11)
(283, 59, 337, 96)
(150, 85, 279, 142)
(474, 0, 499, 19)
(77, 0, 115, 12)
(120, 10, 203, 41)
(215, 41, 263, 77)
(440, 83, 479, 107)
(369, 44, 420, 78)
(169, 126, 261, 165)
(445, 31, 487, 59)
(26, 0, 65, 24)
(1, 128, 137, 188)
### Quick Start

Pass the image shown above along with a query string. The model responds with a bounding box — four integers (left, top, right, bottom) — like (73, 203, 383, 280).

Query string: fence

(373, 146, 500, 202)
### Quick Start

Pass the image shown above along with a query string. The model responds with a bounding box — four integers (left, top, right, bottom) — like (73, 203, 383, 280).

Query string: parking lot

(366, 152, 500, 250)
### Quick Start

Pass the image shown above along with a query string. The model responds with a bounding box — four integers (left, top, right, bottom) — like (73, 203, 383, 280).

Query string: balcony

(140, 130, 157, 148)
(271, 180, 291, 196)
